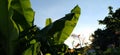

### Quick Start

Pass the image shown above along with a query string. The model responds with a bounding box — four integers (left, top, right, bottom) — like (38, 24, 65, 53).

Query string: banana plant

(0, 0, 81, 55)
(39, 5, 81, 54)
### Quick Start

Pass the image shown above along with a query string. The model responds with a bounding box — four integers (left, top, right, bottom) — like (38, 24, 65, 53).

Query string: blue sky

(30, 0, 120, 37)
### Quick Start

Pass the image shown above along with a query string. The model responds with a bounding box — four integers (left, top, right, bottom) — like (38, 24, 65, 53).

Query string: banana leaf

(0, 0, 35, 55)
(11, 0, 35, 31)
(0, 0, 19, 55)
(40, 5, 81, 45)
(11, 0, 36, 55)
(46, 18, 52, 26)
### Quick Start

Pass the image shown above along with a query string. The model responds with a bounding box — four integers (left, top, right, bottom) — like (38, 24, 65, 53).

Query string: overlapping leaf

(40, 5, 81, 44)
(0, 0, 19, 55)
(0, 0, 35, 55)
(11, 0, 35, 31)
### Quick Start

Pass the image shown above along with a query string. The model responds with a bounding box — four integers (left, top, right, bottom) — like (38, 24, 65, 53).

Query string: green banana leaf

(10, 0, 36, 55)
(0, 0, 19, 55)
(40, 5, 81, 45)
(0, 0, 35, 55)
(23, 42, 40, 55)
(46, 18, 52, 26)
(11, 0, 35, 31)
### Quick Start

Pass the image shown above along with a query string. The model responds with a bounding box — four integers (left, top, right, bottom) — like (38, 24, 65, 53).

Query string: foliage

(38, 5, 80, 54)
(0, 0, 80, 55)
(91, 6, 120, 54)
(46, 18, 52, 26)
(2, 0, 120, 55)
(0, 0, 35, 55)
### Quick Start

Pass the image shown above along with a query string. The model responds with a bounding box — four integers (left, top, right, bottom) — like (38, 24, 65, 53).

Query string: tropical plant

(0, 0, 80, 55)
(38, 5, 80, 55)
(0, 0, 35, 55)
(92, 6, 120, 54)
